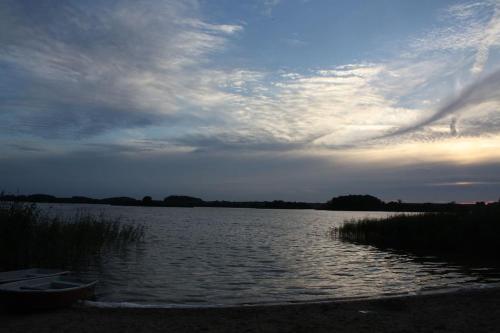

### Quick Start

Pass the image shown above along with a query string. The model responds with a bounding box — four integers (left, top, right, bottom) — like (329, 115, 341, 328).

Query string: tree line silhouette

(1, 192, 498, 212)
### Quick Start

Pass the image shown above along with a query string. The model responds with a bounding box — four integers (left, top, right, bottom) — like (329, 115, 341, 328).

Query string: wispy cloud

(261, 0, 282, 16)
(377, 69, 500, 139)
(0, 0, 242, 138)
(412, 0, 500, 75)
(358, 0, 500, 145)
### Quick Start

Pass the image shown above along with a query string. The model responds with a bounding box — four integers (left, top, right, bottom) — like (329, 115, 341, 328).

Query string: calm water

(42, 204, 500, 306)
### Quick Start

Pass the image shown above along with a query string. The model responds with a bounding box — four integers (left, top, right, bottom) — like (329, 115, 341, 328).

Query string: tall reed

(0, 203, 145, 270)
(332, 207, 500, 258)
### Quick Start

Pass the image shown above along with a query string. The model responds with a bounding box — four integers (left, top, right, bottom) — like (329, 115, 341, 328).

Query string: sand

(2, 287, 500, 332)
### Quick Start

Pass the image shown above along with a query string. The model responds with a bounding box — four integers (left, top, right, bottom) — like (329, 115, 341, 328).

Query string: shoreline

(82, 283, 500, 309)
(3, 286, 500, 332)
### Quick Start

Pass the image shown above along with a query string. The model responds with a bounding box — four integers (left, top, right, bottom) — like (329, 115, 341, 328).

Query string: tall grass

(0, 203, 145, 270)
(332, 208, 500, 259)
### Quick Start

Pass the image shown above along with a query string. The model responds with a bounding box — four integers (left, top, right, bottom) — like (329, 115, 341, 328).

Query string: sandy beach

(2, 287, 500, 332)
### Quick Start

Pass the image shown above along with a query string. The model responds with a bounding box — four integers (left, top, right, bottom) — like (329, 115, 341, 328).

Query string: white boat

(0, 268, 69, 284)
(0, 275, 97, 310)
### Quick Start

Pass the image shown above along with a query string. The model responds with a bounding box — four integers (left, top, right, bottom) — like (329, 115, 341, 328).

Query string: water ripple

(41, 204, 500, 306)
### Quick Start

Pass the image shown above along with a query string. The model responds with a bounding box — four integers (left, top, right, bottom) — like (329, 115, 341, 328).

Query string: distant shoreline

(1, 193, 487, 212)
(3, 286, 500, 332)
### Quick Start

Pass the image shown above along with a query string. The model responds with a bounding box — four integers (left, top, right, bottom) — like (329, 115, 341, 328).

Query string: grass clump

(332, 207, 500, 258)
(0, 203, 145, 270)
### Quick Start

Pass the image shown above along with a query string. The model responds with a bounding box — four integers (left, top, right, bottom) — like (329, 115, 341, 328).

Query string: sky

(1, 0, 500, 203)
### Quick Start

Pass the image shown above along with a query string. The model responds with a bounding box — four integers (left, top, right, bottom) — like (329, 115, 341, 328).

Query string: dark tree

(100, 197, 138, 206)
(163, 195, 204, 207)
(325, 194, 384, 211)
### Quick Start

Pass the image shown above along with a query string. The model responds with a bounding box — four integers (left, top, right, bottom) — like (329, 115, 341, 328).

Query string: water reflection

(41, 204, 500, 306)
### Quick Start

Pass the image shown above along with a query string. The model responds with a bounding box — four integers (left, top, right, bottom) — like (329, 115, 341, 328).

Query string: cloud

(412, 0, 500, 74)
(0, 0, 242, 138)
(448, 1, 500, 74)
(2, 0, 500, 165)
(159, 63, 419, 152)
(261, 0, 282, 16)
(377, 69, 500, 139)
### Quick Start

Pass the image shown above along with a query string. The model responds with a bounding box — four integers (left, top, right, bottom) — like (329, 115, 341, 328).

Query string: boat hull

(0, 278, 97, 310)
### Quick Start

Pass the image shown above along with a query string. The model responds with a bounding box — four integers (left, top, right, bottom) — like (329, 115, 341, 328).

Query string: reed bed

(332, 207, 500, 258)
(0, 203, 145, 270)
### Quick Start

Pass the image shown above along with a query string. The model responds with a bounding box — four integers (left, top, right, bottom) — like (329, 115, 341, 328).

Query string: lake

(41, 204, 500, 307)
